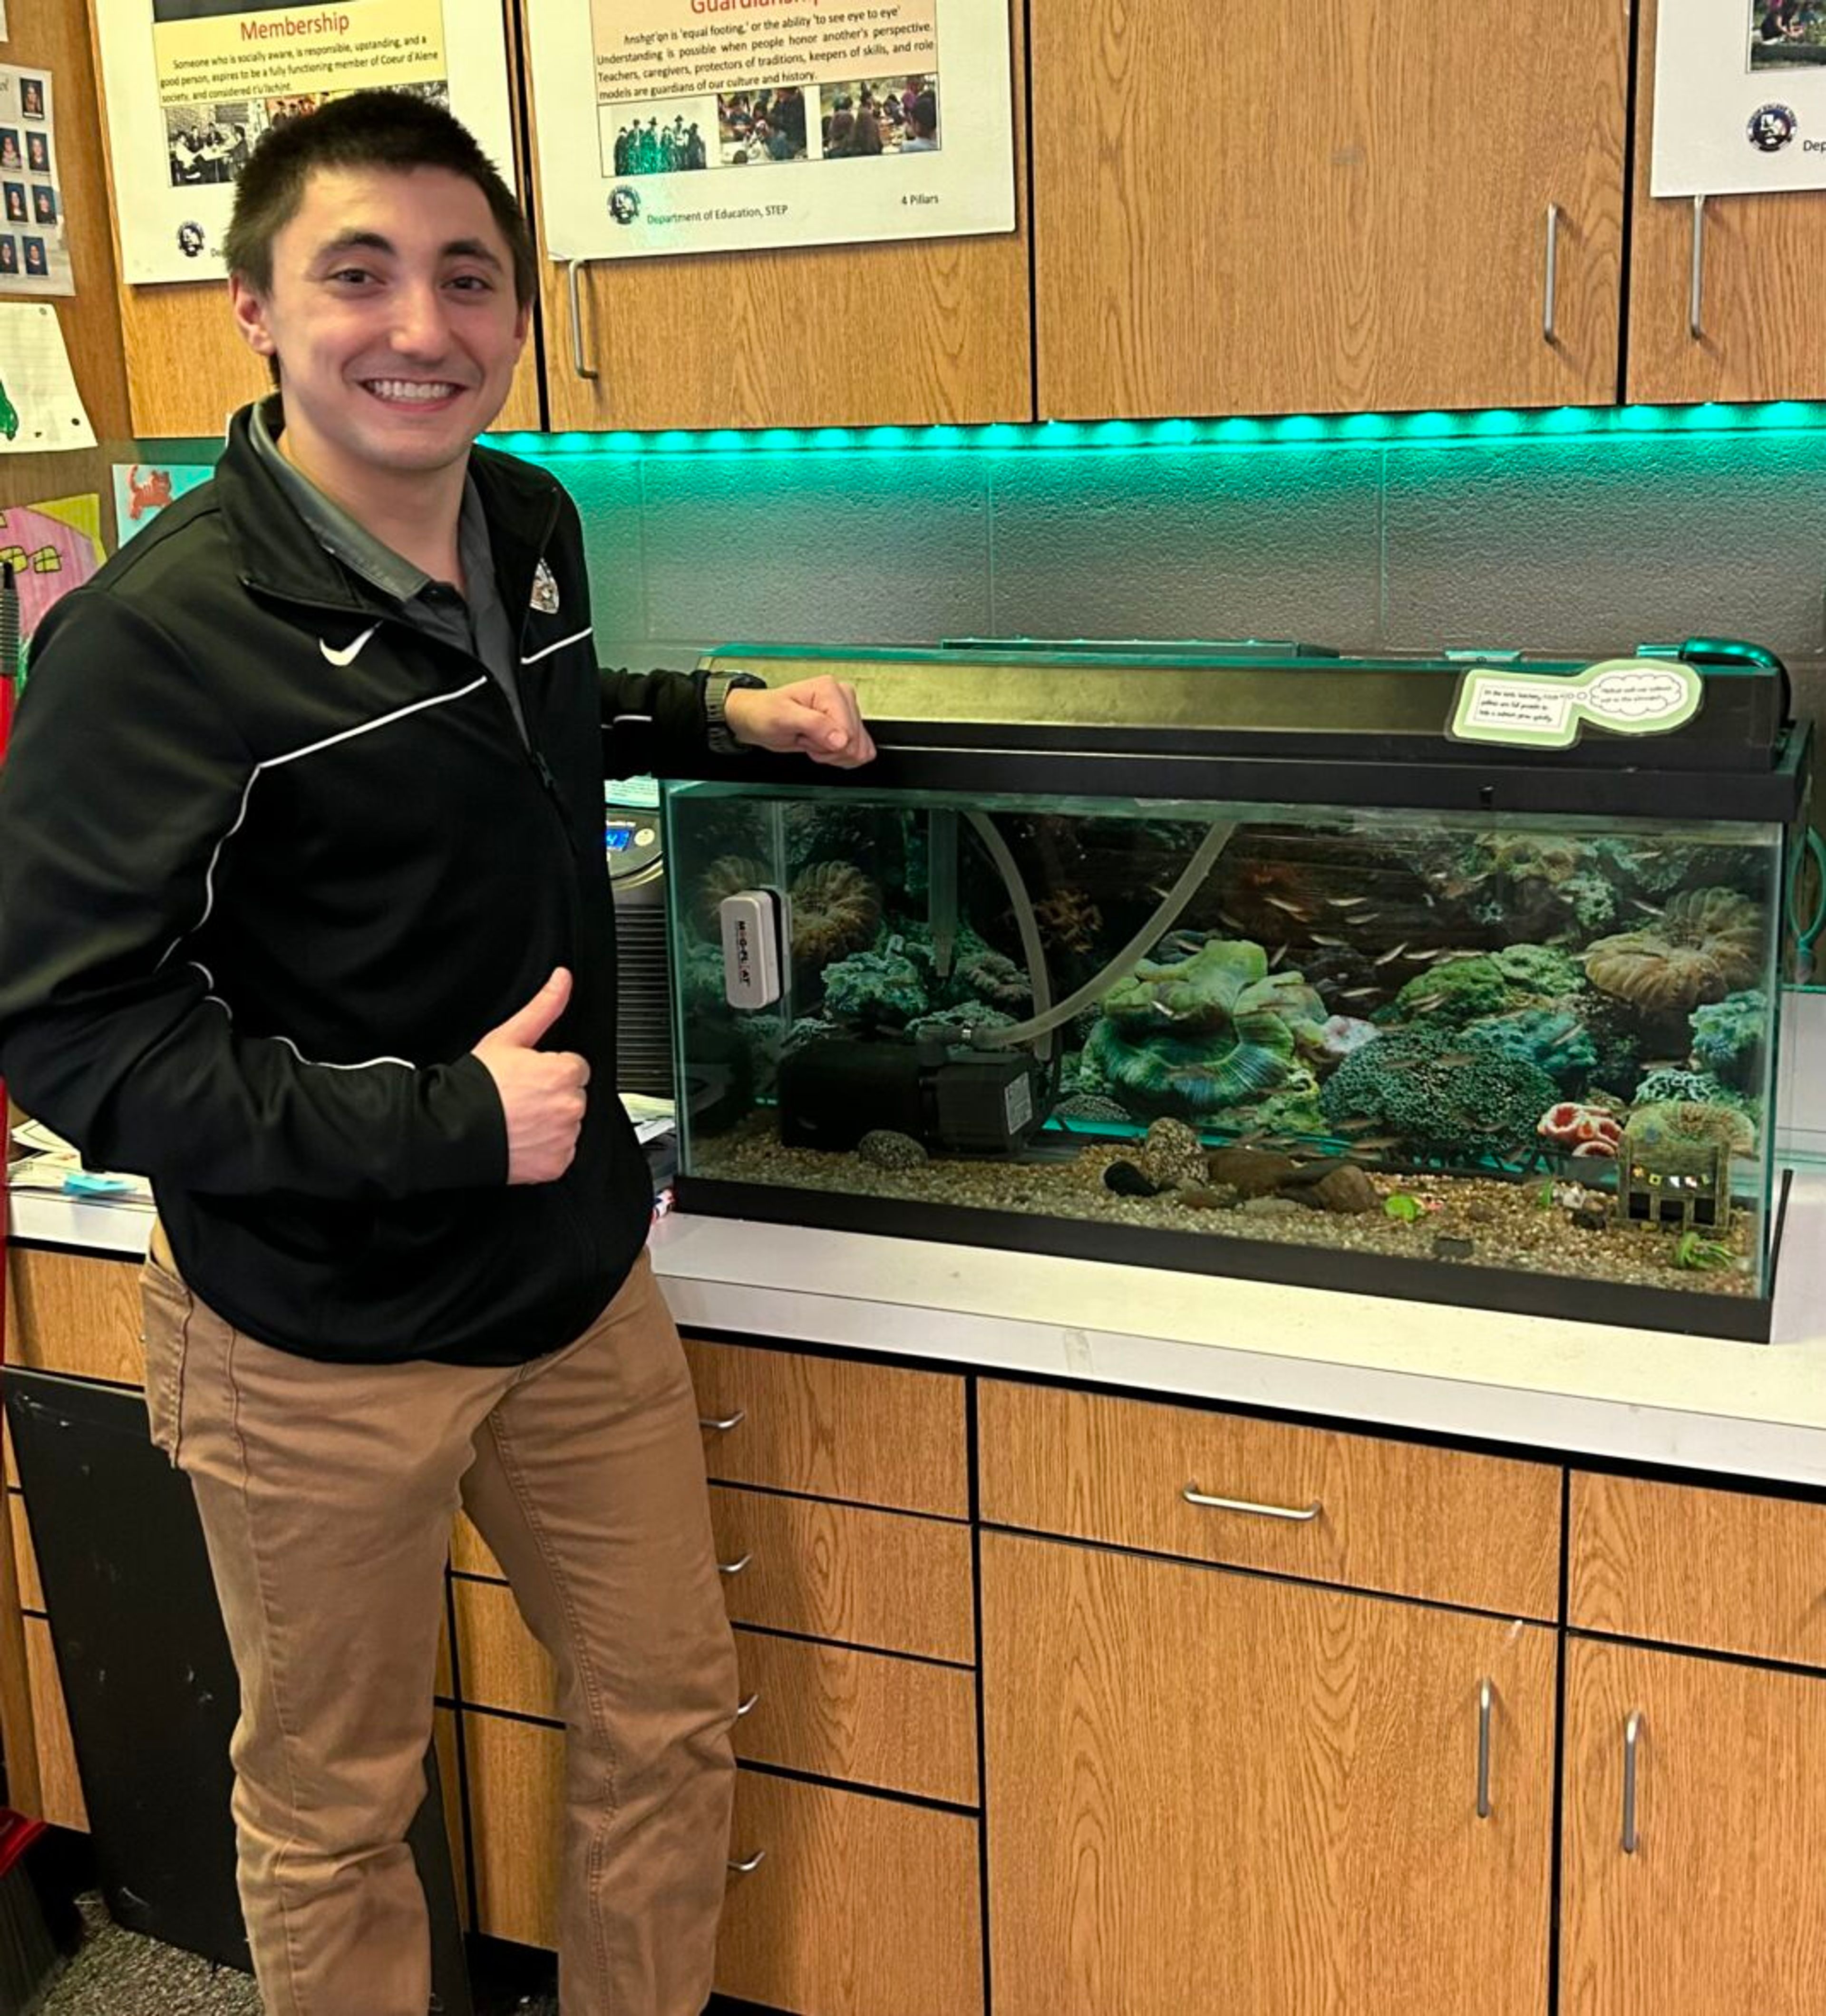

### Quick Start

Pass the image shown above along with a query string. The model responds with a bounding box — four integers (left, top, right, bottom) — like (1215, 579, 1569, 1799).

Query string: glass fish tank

(662, 640, 1811, 1340)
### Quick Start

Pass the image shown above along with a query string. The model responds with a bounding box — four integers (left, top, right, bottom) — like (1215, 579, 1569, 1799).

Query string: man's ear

(229, 273, 277, 364)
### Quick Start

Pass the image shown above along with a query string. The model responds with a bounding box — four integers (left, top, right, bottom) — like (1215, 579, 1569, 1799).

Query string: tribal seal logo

(1748, 102, 1797, 153)
(530, 558, 561, 614)
(175, 220, 206, 258)
(608, 185, 641, 225)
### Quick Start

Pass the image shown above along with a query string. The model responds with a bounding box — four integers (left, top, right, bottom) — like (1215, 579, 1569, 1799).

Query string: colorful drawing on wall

(0, 492, 101, 633)
(111, 459, 212, 542)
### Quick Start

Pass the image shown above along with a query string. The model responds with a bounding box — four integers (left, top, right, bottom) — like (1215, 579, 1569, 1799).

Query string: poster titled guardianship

(527, 0, 1016, 261)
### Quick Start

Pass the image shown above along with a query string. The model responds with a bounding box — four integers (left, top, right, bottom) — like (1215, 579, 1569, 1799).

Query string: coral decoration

(1583, 886, 1765, 1014)
(1537, 1102, 1623, 1156)
(787, 861, 883, 962)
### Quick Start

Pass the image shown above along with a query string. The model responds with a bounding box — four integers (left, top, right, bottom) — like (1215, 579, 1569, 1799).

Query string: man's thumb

(483, 967, 572, 1051)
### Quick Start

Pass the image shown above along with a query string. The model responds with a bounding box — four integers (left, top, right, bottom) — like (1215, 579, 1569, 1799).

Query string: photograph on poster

(24, 129, 43, 173)
(0, 239, 19, 275)
(18, 77, 43, 120)
(21, 235, 44, 277)
(165, 102, 249, 184)
(716, 85, 806, 165)
(3, 184, 21, 221)
(610, 98, 713, 174)
(0, 132, 19, 172)
(820, 75, 938, 157)
(1749, 0, 1826, 66)
(152, 0, 312, 19)
(29, 185, 52, 224)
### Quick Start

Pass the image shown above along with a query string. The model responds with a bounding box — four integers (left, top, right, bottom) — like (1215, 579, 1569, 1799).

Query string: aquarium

(663, 641, 1811, 1339)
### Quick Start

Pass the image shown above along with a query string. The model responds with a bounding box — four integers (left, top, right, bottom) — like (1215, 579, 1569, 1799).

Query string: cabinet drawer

(1571, 1471, 1826, 1665)
(733, 1628, 979, 1806)
(682, 1339, 968, 1516)
(8, 1249, 144, 1386)
(450, 1577, 555, 1718)
(980, 1381, 1560, 1618)
(710, 1487, 976, 1664)
(719, 1770, 982, 2016)
(10, 1491, 41, 1611)
(24, 1616, 86, 1831)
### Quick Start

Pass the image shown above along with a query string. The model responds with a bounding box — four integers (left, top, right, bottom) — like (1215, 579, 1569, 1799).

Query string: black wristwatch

(704, 670, 766, 755)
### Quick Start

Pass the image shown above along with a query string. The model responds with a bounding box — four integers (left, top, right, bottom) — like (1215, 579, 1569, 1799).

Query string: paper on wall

(0, 64, 74, 296)
(94, 0, 518, 285)
(0, 493, 102, 637)
(1654, 0, 1826, 195)
(0, 302, 94, 450)
(112, 457, 214, 541)
(527, 0, 1016, 262)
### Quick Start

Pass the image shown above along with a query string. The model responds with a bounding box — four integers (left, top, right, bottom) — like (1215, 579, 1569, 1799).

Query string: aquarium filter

(777, 1037, 1042, 1157)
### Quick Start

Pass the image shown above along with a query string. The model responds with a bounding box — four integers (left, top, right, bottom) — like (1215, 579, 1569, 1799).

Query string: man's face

(230, 164, 527, 496)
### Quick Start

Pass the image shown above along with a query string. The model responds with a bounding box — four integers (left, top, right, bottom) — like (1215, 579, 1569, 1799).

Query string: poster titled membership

(94, 0, 517, 284)
(1653, 0, 1826, 195)
(526, 0, 1016, 262)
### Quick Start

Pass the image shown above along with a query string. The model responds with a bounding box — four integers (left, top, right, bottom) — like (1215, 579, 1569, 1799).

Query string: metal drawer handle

(1183, 1482, 1322, 1523)
(727, 1848, 767, 1873)
(1689, 197, 1706, 341)
(1476, 1678, 1494, 1820)
(1542, 204, 1560, 344)
(566, 258, 599, 381)
(736, 1690, 762, 1718)
(1622, 1710, 1644, 1854)
(699, 1408, 747, 1433)
(717, 1551, 753, 1577)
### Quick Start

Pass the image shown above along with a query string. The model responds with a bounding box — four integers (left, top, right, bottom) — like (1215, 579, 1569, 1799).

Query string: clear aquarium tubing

(962, 810, 1055, 1058)
(970, 819, 1238, 1052)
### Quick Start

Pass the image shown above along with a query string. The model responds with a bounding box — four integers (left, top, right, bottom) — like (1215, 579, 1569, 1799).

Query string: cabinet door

(1031, 0, 1626, 419)
(981, 1532, 1554, 2016)
(533, 5, 1030, 430)
(1627, 0, 1826, 401)
(1563, 1638, 1826, 2013)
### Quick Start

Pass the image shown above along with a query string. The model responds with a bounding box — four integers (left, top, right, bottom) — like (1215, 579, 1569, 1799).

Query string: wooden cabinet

(1562, 1636, 1826, 2013)
(1627, 0, 1826, 402)
(982, 1529, 1556, 2016)
(529, 4, 1031, 431)
(981, 1380, 1561, 1618)
(1030, 0, 1628, 419)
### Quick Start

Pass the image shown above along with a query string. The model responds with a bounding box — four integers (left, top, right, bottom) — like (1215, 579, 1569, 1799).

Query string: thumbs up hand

(471, 967, 590, 1185)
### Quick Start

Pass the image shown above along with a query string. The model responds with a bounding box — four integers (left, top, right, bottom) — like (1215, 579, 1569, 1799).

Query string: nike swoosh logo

(319, 623, 380, 668)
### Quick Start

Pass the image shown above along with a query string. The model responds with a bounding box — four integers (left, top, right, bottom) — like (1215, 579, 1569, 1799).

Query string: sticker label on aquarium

(1006, 1074, 1035, 1132)
(1448, 659, 1703, 749)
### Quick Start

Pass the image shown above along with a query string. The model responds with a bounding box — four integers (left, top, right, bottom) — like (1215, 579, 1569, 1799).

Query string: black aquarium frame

(674, 1168, 1791, 1343)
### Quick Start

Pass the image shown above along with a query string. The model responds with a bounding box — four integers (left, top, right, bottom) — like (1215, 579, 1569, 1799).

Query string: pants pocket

(139, 1237, 194, 1466)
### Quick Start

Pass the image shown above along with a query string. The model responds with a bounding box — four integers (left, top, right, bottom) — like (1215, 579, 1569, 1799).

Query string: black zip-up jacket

(0, 408, 708, 1365)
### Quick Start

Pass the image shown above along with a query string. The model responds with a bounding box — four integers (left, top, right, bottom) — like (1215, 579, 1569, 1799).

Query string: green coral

(1464, 1007, 1596, 1093)
(1087, 939, 1325, 1118)
(905, 1003, 1018, 1043)
(1673, 1229, 1736, 1272)
(1624, 1099, 1756, 1160)
(1321, 1023, 1556, 1161)
(821, 949, 929, 1031)
(1388, 956, 1513, 1026)
(1688, 989, 1767, 1091)
(1634, 1065, 1749, 1113)
(1492, 943, 1583, 998)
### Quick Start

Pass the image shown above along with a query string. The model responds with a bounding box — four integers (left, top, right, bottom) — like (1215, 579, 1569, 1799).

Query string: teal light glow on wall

(484, 402, 1826, 458)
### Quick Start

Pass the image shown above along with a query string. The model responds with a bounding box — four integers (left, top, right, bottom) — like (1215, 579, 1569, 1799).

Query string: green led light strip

(482, 402, 1826, 457)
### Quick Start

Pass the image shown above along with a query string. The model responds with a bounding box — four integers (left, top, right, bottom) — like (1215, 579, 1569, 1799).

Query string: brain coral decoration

(1583, 887, 1764, 1014)
(1086, 939, 1325, 1115)
(698, 856, 882, 963)
(1321, 1023, 1556, 1160)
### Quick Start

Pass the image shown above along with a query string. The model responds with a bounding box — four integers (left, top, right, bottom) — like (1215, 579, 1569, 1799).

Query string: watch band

(705, 671, 766, 755)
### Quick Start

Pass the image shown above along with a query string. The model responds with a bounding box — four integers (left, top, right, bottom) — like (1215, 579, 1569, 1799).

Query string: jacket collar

(213, 401, 564, 625)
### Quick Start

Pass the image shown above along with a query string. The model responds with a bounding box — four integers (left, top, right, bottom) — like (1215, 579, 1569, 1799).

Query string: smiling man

(0, 90, 872, 2016)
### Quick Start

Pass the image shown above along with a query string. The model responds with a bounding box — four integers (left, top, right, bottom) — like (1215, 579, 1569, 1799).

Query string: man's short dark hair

(223, 89, 536, 310)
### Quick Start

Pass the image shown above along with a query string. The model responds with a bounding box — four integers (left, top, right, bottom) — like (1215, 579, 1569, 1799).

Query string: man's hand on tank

(724, 676, 876, 768)
(471, 967, 591, 1184)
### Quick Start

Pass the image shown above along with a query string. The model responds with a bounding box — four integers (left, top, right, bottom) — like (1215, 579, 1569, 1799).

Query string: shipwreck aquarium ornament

(662, 637, 1814, 1340)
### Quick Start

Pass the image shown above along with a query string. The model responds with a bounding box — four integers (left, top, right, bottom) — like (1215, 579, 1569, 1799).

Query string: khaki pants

(141, 1230, 738, 2016)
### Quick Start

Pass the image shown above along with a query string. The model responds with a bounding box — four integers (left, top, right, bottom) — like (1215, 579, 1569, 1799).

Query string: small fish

(1217, 910, 1249, 931)
(1544, 1023, 1583, 1051)
(1345, 1134, 1404, 1152)
(1405, 992, 1447, 1013)
(1269, 943, 1290, 968)
(1335, 1115, 1383, 1132)
(1339, 986, 1382, 1001)
(1327, 896, 1372, 910)
(1433, 1051, 1478, 1068)
(1309, 933, 1350, 948)
(1263, 895, 1307, 917)
(1628, 899, 1662, 916)
(1372, 941, 1411, 967)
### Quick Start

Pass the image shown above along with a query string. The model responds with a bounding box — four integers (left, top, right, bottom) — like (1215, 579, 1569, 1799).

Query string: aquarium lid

(689, 640, 1807, 820)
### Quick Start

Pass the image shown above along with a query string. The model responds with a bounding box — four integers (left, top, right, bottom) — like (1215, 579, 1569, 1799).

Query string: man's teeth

(367, 380, 459, 402)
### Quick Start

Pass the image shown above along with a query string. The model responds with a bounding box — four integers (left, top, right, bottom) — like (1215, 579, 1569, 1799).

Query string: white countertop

(15, 1177, 1826, 1488)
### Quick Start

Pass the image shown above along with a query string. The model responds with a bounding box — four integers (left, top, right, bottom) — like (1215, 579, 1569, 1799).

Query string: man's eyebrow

(310, 230, 504, 269)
